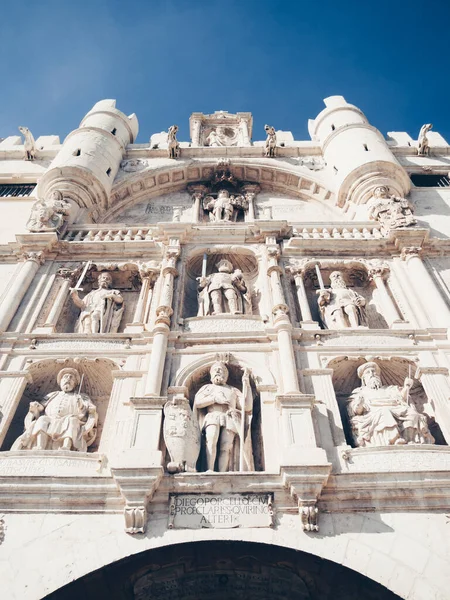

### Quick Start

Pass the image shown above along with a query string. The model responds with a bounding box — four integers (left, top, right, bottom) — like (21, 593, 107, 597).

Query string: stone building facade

(0, 97, 449, 599)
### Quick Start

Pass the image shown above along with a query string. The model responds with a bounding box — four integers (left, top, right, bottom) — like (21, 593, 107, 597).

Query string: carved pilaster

(367, 261, 403, 327)
(400, 247, 450, 329)
(0, 251, 47, 333)
(188, 183, 209, 222)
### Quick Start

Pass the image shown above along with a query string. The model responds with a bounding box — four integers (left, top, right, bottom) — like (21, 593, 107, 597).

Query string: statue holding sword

(70, 263, 125, 334)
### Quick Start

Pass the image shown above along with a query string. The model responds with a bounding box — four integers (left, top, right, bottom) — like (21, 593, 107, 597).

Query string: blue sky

(1, 0, 449, 144)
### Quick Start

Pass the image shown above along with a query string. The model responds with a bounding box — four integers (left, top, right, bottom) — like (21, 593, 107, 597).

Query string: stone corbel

(111, 455, 163, 534)
(300, 502, 319, 532)
(281, 465, 330, 533)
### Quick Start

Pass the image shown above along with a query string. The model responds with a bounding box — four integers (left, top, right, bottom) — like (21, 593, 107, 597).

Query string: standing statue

(347, 362, 434, 447)
(18, 126, 36, 161)
(193, 361, 254, 472)
(203, 189, 248, 222)
(167, 125, 180, 159)
(197, 259, 248, 316)
(417, 123, 433, 156)
(317, 270, 366, 329)
(368, 186, 417, 230)
(264, 124, 277, 157)
(71, 271, 125, 333)
(26, 191, 70, 233)
(12, 367, 98, 452)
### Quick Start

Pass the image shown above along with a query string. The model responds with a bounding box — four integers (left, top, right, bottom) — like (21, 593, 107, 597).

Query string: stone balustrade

(63, 226, 154, 243)
(292, 224, 384, 239)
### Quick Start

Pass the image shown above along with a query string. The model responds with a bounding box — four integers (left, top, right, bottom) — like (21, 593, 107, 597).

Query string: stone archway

(43, 540, 401, 600)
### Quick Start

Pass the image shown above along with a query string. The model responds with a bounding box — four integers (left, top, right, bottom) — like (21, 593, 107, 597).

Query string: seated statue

(71, 272, 124, 333)
(317, 271, 366, 329)
(197, 259, 248, 316)
(193, 361, 254, 472)
(12, 368, 98, 452)
(347, 362, 434, 447)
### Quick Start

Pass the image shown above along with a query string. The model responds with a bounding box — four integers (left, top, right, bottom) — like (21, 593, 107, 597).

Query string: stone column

(43, 267, 76, 330)
(266, 238, 300, 394)
(402, 247, 450, 329)
(416, 365, 450, 443)
(0, 252, 45, 333)
(144, 240, 180, 396)
(303, 367, 346, 446)
(188, 184, 208, 223)
(239, 117, 251, 146)
(0, 369, 33, 447)
(367, 264, 403, 327)
(241, 183, 260, 223)
(190, 117, 202, 147)
(131, 263, 159, 325)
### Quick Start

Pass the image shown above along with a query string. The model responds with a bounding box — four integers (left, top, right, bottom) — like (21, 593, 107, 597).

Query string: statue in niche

(417, 123, 432, 156)
(347, 362, 434, 447)
(264, 124, 277, 157)
(368, 186, 417, 230)
(206, 126, 237, 147)
(26, 191, 70, 233)
(197, 259, 248, 316)
(167, 125, 180, 159)
(317, 271, 366, 329)
(193, 361, 254, 472)
(12, 367, 98, 452)
(70, 271, 124, 333)
(203, 189, 248, 222)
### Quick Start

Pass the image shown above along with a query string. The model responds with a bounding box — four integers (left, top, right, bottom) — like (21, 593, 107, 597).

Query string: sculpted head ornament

(217, 259, 233, 273)
(210, 361, 229, 383)
(357, 361, 380, 380)
(56, 367, 81, 388)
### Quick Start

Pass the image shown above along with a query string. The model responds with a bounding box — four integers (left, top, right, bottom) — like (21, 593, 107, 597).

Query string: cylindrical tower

(37, 99, 138, 221)
(308, 96, 410, 208)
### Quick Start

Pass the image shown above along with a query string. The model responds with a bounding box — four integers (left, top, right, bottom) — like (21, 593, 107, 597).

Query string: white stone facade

(0, 96, 450, 599)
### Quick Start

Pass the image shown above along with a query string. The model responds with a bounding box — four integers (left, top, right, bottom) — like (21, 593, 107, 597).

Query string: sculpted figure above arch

(12, 367, 98, 452)
(347, 362, 434, 447)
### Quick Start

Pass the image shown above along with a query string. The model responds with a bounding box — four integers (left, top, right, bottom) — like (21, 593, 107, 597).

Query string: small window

(333, 166, 338, 174)
(363, 144, 369, 151)
(331, 124, 335, 131)
(73, 149, 81, 157)
(111, 128, 117, 135)
(106, 167, 112, 176)
(410, 174, 450, 187)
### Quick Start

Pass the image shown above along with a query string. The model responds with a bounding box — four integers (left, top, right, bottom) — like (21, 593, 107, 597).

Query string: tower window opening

(106, 167, 112, 176)
(111, 128, 117, 135)
(363, 144, 369, 151)
(333, 166, 338, 174)
(73, 149, 81, 157)
(331, 124, 335, 131)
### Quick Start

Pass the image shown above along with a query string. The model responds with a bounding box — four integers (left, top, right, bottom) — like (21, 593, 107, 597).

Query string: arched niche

(168, 353, 269, 473)
(181, 249, 260, 319)
(2, 357, 117, 452)
(329, 356, 446, 447)
(295, 261, 390, 329)
(102, 161, 336, 224)
(52, 262, 144, 333)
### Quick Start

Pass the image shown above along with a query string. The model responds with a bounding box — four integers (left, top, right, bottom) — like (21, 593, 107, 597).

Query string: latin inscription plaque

(168, 493, 274, 529)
